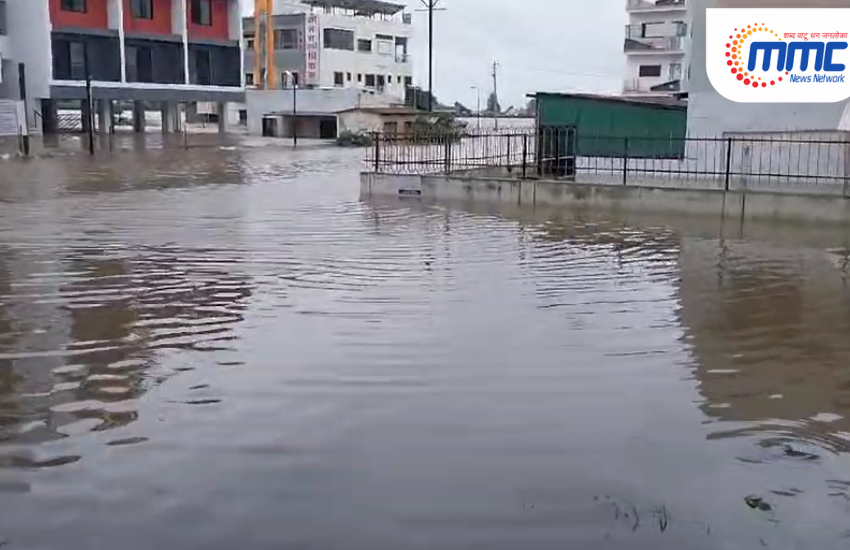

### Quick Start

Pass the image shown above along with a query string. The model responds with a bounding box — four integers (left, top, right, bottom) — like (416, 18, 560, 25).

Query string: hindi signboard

(304, 14, 321, 86)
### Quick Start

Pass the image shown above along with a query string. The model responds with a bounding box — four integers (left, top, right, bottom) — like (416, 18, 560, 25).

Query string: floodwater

(1, 139, 850, 549)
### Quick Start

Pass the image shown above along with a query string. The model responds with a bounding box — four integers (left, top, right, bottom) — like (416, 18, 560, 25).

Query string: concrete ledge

(360, 172, 850, 225)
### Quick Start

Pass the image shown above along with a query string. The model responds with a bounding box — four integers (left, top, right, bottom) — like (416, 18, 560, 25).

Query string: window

(131, 0, 153, 19)
(383, 121, 398, 134)
(194, 49, 211, 85)
(357, 39, 372, 52)
(346, 72, 352, 82)
(376, 74, 385, 89)
(190, 0, 211, 26)
(397, 75, 402, 84)
(61, 0, 86, 13)
(125, 45, 153, 82)
(323, 28, 354, 51)
(69, 41, 86, 79)
(274, 29, 297, 50)
(245, 72, 254, 86)
(244, 32, 255, 50)
(334, 72, 344, 86)
(0, 0, 7, 36)
(357, 73, 362, 82)
(404, 76, 412, 87)
(365, 74, 375, 87)
(638, 64, 662, 77)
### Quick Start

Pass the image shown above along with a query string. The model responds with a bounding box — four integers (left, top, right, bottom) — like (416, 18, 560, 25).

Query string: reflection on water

(1, 141, 850, 548)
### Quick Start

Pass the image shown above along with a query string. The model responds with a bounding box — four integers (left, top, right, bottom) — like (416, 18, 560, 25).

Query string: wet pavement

(1, 140, 850, 549)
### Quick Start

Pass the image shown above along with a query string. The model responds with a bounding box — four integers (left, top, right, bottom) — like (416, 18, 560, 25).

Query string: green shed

(530, 92, 687, 159)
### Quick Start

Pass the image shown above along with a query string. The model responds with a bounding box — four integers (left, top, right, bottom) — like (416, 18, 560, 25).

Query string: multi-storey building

(0, 0, 243, 134)
(623, 0, 689, 98)
(244, 0, 413, 100)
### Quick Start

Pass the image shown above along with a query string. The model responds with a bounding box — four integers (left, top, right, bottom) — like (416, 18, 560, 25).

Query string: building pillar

(217, 102, 227, 133)
(40, 99, 58, 135)
(132, 101, 146, 133)
(81, 99, 92, 134)
(160, 101, 172, 134)
(96, 100, 110, 134)
(172, 102, 183, 133)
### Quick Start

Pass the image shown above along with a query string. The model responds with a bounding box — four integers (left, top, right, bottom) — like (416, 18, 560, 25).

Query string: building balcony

(624, 24, 686, 53)
(624, 78, 681, 93)
(51, 31, 121, 82)
(395, 53, 409, 63)
(188, 42, 240, 87)
(627, 0, 686, 12)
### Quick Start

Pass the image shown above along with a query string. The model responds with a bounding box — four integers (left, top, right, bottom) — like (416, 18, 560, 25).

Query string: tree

(524, 98, 537, 117)
(453, 102, 472, 116)
(486, 92, 501, 115)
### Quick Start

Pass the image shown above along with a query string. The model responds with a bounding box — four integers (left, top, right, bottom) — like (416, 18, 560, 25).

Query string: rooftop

(528, 91, 687, 111)
(300, 0, 405, 16)
(337, 106, 423, 115)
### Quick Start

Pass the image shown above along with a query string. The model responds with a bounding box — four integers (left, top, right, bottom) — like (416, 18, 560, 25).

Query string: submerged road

(0, 140, 849, 549)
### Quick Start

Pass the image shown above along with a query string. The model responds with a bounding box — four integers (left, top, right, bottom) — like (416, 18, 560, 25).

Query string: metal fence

(366, 128, 850, 196)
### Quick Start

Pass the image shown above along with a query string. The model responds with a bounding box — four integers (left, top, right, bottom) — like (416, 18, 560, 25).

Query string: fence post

(444, 136, 452, 174)
(506, 136, 512, 173)
(373, 132, 380, 172)
(622, 137, 629, 186)
(522, 134, 528, 179)
(724, 137, 733, 191)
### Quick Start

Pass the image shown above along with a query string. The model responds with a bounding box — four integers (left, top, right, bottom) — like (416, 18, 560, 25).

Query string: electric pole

(491, 60, 500, 130)
(417, 0, 446, 112)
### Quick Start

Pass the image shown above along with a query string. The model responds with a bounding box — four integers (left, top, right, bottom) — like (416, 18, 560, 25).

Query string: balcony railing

(624, 78, 681, 93)
(624, 23, 686, 52)
(0, 0, 7, 36)
(627, 0, 686, 11)
(395, 53, 409, 63)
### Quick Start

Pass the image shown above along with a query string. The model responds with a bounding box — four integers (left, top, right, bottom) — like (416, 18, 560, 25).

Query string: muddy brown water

(1, 139, 850, 549)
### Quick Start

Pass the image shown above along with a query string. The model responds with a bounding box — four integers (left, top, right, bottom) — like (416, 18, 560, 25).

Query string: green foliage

(336, 130, 374, 147)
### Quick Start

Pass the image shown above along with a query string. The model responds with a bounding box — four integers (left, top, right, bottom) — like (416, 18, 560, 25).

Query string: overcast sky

(243, 0, 628, 108)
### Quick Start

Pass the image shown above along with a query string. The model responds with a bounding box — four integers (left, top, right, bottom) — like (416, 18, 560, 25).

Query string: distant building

(623, 0, 689, 99)
(0, 0, 244, 135)
(337, 105, 419, 134)
(243, 0, 412, 99)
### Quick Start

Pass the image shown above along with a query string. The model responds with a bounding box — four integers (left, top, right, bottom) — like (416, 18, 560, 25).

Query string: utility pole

(491, 60, 500, 130)
(417, 0, 446, 112)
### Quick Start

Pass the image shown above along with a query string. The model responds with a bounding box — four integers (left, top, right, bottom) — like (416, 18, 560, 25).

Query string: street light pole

(418, 0, 445, 112)
(471, 85, 481, 130)
(286, 70, 297, 148)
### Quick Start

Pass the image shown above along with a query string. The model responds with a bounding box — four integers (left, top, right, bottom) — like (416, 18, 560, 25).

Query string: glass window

(190, 0, 212, 26)
(334, 72, 344, 86)
(69, 42, 86, 80)
(357, 39, 372, 52)
(245, 72, 254, 86)
(638, 65, 662, 78)
(131, 0, 153, 19)
(365, 74, 375, 87)
(273, 29, 297, 50)
(61, 0, 86, 13)
(323, 28, 354, 51)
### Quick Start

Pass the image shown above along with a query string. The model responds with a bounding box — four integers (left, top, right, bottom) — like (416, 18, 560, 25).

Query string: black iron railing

(366, 129, 850, 196)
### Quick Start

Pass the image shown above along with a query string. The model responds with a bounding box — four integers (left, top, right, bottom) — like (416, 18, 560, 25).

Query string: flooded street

(2, 142, 850, 549)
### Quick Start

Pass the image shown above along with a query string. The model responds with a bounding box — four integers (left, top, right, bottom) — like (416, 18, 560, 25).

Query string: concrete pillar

(132, 101, 146, 133)
(217, 102, 227, 133)
(96, 100, 110, 134)
(172, 102, 183, 133)
(160, 101, 172, 134)
(40, 99, 58, 135)
(81, 99, 92, 134)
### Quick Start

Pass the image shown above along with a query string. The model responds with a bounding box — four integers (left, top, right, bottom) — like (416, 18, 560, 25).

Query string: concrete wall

(688, 0, 850, 136)
(361, 172, 850, 225)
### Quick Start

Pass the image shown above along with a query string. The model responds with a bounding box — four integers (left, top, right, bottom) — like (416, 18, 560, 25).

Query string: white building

(688, 0, 850, 137)
(623, 0, 689, 98)
(0, 0, 244, 135)
(244, 0, 412, 98)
